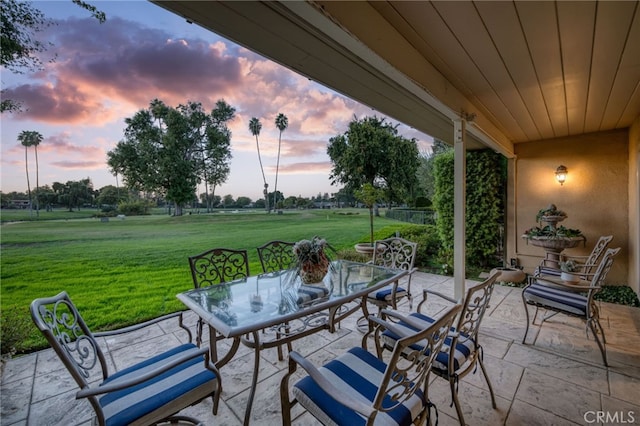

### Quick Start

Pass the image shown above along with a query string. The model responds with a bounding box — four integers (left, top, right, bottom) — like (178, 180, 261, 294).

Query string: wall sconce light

(555, 165, 568, 185)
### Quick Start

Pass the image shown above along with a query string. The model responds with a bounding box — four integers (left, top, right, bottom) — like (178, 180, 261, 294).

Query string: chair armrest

(559, 254, 590, 262)
(76, 346, 212, 398)
(289, 351, 374, 417)
(369, 313, 422, 340)
(422, 289, 457, 304)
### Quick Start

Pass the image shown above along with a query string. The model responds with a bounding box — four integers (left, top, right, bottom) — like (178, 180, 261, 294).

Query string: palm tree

(249, 117, 269, 212)
(17, 130, 43, 218)
(273, 113, 288, 210)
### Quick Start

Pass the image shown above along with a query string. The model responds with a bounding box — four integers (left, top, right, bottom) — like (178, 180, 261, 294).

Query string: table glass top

(177, 260, 402, 333)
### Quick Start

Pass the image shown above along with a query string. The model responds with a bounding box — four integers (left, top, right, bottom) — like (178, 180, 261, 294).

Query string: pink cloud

(50, 160, 105, 170)
(5, 16, 245, 124)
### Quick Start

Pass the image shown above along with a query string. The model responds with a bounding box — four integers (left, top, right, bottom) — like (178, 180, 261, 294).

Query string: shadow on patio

(2, 271, 639, 425)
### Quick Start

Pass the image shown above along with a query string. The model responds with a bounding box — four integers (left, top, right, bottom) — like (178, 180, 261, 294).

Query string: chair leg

(196, 318, 204, 347)
(449, 376, 466, 426)
(521, 294, 531, 344)
(279, 359, 297, 426)
(478, 351, 497, 409)
(588, 319, 608, 366)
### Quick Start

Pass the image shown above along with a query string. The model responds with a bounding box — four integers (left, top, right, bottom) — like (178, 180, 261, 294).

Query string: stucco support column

(453, 118, 467, 300)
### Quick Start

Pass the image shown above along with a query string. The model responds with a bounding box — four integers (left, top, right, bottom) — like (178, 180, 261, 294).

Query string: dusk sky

(1, 1, 434, 201)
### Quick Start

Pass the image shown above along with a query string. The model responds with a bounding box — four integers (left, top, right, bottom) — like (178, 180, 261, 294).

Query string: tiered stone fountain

(522, 204, 585, 268)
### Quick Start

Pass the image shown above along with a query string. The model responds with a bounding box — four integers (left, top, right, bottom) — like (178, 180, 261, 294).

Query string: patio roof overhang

(153, 0, 640, 156)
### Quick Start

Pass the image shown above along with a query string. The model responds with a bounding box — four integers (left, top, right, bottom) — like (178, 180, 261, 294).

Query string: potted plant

(353, 183, 385, 254)
(292, 236, 335, 285)
(559, 259, 580, 283)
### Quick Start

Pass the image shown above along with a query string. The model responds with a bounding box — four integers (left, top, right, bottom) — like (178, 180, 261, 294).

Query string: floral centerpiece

(293, 236, 334, 285)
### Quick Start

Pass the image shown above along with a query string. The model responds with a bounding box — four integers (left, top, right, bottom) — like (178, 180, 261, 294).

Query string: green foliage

(327, 116, 420, 204)
(595, 286, 640, 307)
(107, 99, 235, 215)
(433, 151, 455, 254)
(433, 149, 506, 268)
(117, 200, 152, 215)
(335, 248, 371, 263)
(0, 305, 32, 356)
(390, 224, 440, 267)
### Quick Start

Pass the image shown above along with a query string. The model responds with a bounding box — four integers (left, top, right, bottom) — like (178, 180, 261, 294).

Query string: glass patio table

(176, 259, 407, 425)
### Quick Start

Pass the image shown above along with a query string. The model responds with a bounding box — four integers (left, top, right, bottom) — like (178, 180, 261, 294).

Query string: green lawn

(1, 208, 405, 352)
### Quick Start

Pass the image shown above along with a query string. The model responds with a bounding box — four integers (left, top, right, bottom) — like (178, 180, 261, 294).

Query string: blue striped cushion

(293, 347, 426, 426)
(381, 313, 474, 372)
(99, 343, 216, 426)
(523, 283, 587, 316)
(297, 285, 330, 306)
(534, 266, 562, 277)
(369, 285, 407, 302)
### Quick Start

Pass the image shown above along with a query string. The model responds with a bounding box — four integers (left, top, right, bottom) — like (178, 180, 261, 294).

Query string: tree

(1, 0, 105, 112)
(184, 100, 235, 212)
(53, 179, 94, 211)
(417, 139, 452, 202)
(17, 130, 42, 217)
(249, 117, 269, 212)
(222, 194, 234, 208)
(96, 185, 126, 207)
(236, 196, 252, 208)
(327, 115, 419, 206)
(273, 113, 288, 211)
(107, 99, 234, 216)
(354, 183, 385, 246)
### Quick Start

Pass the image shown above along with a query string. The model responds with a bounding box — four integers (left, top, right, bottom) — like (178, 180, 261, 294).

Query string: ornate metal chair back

(188, 248, 250, 288)
(373, 303, 462, 420)
(257, 240, 296, 273)
(30, 292, 111, 419)
(372, 237, 417, 272)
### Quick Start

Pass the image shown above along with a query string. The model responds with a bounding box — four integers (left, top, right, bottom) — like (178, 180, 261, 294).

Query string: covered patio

(153, 0, 640, 297)
(2, 271, 639, 425)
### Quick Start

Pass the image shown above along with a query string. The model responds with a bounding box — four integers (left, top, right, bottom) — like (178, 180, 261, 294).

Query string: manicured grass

(1, 208, 404, 352)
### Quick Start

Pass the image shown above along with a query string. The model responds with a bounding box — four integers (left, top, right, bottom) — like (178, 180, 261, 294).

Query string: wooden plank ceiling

(154, 1, 640, 155)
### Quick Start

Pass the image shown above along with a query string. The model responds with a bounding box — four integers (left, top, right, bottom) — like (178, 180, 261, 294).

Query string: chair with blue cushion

(370, 271, 501, 426)
(534, 235, 613, 279)
(280, 303, 461, 426)
(522, 247, 620, 366)
(257, 240, 296, 273)
(367, 237, 418, 312)
(30, 291, 221, 426)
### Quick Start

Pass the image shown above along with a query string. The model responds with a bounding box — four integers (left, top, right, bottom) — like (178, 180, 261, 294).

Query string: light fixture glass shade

(555, 165, 568, 185)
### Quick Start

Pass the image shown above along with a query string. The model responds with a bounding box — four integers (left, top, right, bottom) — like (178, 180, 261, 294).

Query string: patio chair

(367, 237, 418, 312)
(370, 271, 501, 425)
(522, 247, 620, 366)
(534, 235, 613, 279)
(280, 303, 462, 426)
(30, 291, 221, 426)
(189, 248, 250, 346)
(257, 240, 296, 273)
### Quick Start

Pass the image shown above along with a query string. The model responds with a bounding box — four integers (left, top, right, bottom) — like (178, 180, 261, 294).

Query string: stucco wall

(629, 117, 639, 295)
(509, 129, 629, 284)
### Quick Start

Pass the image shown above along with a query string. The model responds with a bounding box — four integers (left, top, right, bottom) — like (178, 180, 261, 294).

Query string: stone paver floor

(2, 272, 640, 425)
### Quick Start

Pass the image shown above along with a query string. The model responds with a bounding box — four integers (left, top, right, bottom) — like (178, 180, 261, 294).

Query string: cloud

(6, 16, 245, 123)
(268, 161, 331, 174)
(49, 160, 105, 170)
